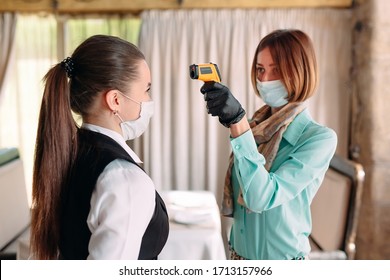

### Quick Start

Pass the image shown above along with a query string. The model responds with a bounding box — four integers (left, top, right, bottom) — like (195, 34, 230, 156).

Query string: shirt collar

(282, 108, 312, 146)
(81, 123, 142, 163)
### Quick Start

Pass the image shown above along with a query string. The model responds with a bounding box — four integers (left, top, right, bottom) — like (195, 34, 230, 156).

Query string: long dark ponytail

(31, 61, 77, 259)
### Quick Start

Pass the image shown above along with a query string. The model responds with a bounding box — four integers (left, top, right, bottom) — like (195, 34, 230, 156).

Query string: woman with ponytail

(31, 35, 168, 260)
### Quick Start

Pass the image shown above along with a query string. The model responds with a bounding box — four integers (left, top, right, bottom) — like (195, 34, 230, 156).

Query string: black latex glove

(200, 82, 246, 128)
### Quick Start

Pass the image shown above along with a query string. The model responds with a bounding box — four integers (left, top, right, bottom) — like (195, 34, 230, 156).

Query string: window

(0, 14, 141, 205)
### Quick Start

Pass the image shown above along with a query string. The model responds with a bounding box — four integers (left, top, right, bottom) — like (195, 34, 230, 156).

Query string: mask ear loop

(118, 91, 142, 106)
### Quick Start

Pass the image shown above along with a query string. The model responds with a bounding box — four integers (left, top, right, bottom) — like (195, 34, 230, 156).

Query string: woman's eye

(256, 67, 264, 74)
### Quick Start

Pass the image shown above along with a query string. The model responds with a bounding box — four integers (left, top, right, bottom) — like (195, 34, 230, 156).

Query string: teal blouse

(229, 109, 337, 260)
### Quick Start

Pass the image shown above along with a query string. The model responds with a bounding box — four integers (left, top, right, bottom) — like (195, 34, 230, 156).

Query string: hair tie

(61, 57, 75, 78)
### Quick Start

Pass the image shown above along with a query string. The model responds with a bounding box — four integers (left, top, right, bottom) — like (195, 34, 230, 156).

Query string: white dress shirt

(81, 123, 156, 260)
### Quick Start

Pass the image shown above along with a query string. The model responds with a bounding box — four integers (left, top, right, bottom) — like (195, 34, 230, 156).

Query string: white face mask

(115, 99, 154, 141)
(256, 79, 289, 108)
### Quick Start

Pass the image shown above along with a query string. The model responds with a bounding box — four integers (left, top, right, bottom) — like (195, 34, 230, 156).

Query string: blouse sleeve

(86, 159, 156, 260)
(230, 126, 337, 213)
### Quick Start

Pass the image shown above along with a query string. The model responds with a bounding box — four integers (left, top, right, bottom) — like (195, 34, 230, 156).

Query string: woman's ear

(105, 89, 120, 112)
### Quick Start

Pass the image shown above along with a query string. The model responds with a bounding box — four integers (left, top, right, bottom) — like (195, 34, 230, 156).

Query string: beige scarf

(221, 102, 306, 217)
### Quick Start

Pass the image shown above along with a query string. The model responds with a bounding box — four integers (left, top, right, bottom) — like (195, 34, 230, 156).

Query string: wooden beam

(0, 0, 354, 13)
(0, 0, 53, 13)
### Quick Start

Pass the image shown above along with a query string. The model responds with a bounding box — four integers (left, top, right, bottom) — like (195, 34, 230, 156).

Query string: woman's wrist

(229, 116, 250, 138)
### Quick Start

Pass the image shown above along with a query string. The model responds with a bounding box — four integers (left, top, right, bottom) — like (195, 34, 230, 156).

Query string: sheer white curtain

(62, 14, 141, 56)
(0, 13, 17, 97)
(138, 9, 352, 201)
(0, 15, 57, 205)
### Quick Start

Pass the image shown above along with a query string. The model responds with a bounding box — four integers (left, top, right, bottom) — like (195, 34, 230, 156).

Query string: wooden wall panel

(0, 0, 354, 13)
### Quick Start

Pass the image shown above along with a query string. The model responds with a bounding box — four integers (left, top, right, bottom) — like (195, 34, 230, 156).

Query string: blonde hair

(251, 29, 318, 102)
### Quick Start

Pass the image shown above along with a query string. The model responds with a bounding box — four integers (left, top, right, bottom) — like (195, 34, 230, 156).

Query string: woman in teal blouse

(200, 29, 337, 260)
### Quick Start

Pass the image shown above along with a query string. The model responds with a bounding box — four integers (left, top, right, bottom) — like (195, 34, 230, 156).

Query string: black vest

(59, 129, 169, 259)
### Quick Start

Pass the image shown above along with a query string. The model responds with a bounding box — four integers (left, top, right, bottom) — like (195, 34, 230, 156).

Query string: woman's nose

(260, 72, 271, 82)
(260, 71, 279, 82)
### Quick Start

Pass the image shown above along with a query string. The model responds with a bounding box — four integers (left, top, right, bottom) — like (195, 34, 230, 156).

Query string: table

(17, 190, 226, 260)
(159, 190, 226, 260)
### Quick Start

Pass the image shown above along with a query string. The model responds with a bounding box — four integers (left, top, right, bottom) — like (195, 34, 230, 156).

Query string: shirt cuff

(230, 130, 260, 160)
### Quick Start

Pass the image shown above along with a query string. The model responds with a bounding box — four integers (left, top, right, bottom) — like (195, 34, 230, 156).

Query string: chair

(0, 147, 30, 260)
(309, 154, 365, 260)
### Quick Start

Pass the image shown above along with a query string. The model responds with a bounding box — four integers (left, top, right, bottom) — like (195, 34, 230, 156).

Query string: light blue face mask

(256, 79, 289, 108)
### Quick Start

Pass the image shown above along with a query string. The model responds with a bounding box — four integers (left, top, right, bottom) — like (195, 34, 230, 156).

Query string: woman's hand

(200, 82, 246, 128)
